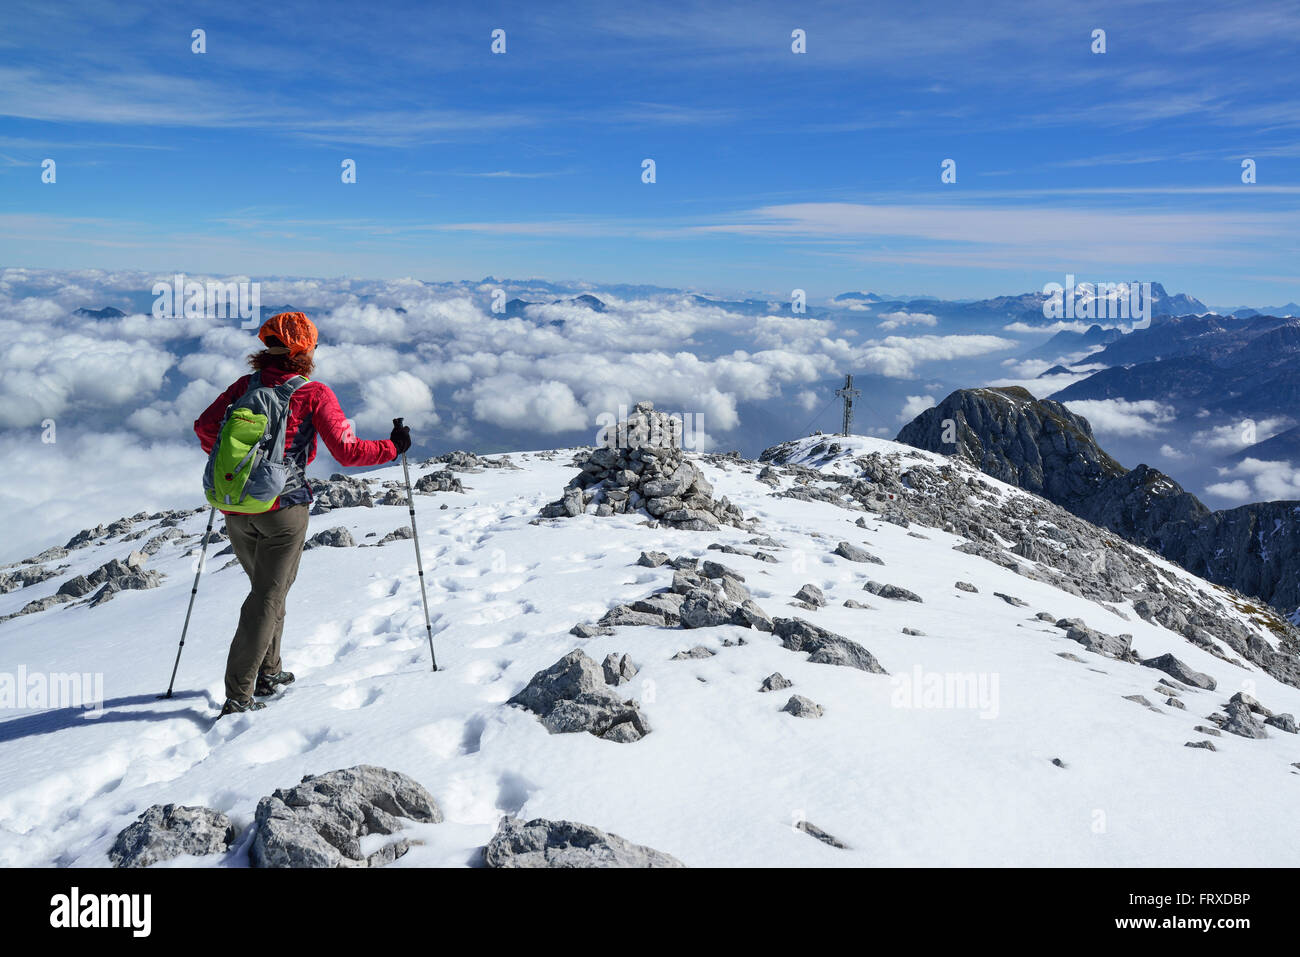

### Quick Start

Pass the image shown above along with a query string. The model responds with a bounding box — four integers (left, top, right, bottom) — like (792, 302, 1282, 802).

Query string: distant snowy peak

(831, 284, 1207, 328)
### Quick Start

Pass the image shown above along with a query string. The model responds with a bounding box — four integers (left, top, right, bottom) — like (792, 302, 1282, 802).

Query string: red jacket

(195, 367, 397, 511)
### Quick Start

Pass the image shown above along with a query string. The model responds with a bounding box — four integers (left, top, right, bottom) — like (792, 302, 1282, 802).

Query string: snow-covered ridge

(1, 438, 1298, 867)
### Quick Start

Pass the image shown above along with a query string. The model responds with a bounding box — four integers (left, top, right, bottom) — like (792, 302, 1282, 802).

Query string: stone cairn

(539, 401, 748, 531)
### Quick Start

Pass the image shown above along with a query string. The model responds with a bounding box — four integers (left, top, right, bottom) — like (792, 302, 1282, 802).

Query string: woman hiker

(195, 312, 411, 716)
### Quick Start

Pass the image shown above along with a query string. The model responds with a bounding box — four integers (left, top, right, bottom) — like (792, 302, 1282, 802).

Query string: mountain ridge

(4, 433, 1300, 867)
(897, 387, 1300, 619)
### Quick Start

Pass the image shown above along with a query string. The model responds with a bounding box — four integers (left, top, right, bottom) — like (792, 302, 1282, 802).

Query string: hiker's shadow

(0, 691, 217, 744)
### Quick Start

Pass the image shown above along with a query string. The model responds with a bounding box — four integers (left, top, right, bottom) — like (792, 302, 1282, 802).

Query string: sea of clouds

(0, 268, 1022, 560)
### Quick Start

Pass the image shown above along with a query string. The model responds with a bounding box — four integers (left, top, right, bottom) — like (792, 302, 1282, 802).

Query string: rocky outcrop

(576, 554, 775, 637)
(305, 527, 356, 549)
(141, 527, 184, 555)
(863, 580, 922, 603)
(53, 555, 164, 606)
(482, 816, 683, 868)
(420, 450, 519, 472)
(59, 557, 156, 597)
(110, 804, 236, 867)
(1222, 700, 1269, 739)
(250, 766, 440, 868)
(773, 617, 887, 673)
(0, 593, 73, 620)
(1141, 653, 1216, 690)
(896, 386, 1300, 618)
(508, 650, 651, 743)
(1055, 618, 1134, 660)
(797, 820, 848, 848)
(414, 469, 465, 494)
(833, 541, 882, 564)
(782, 694, 824, 718)
(538, 401, 748, 530)
(0, 565, 61, 593)
(898, 385, 1119, 487)
(758, 437, 1300, 689)
(601, 653, 638, 686)
(793, 583, 826, 607)
(309, 474, 374, 513)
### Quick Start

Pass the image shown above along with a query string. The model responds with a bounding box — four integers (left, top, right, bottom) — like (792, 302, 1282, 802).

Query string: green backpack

(203, 373, 308, 513)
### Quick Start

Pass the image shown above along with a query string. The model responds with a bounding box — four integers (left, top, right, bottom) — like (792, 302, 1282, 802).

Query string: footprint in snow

(331, 685, 383, 711)
(241, 726, 341, 765)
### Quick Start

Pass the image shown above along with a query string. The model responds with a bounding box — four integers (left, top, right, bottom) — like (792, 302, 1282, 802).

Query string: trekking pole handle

(393, 417, 403, 428)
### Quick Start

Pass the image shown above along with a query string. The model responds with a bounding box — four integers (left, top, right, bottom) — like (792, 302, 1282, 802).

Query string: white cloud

(1191, 417, 1294, 451)
(0, 431, 199, 563)
(898, 394, 936, 422)
(1060, 398, 1176, 438)
(127, 379, 222, 439)
(991, 360, 1103, 397)
(0, 269, 1034, 555)
(1217, 457, 1300, 501)
(1205, 479, 1253, 501)
(1159, 443, 1189, 460)
(0, 330, 174, 428)
(859, 334, 1017, 378)
(355, 371, 438, 433)
(877, 311, 938, 331)
(460, 375, 589, 433)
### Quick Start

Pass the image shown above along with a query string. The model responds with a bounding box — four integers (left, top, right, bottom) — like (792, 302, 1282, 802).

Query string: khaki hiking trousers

(223, 503, 309, 702)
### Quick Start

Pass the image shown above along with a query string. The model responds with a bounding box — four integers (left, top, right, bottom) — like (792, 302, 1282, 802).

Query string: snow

(1, 439, 1299, 867)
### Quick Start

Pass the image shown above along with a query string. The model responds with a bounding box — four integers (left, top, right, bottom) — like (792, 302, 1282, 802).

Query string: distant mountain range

(897, 387, 1300, 620)
(1051, 315, 1300, 421)
(1022, 323, 1122, 361)
(835, 282, 1207, 328)
(74, 279, 1263, 333)
(1215, 302, 1300, 318)
(501, 294, 607, 323)
(73, 306, 126, 320)
(1226, 425, 1300, 466)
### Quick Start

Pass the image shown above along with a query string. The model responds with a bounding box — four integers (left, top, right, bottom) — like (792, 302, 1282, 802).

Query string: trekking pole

(394, 418, 438, 671)
(160, 505, 217, 699)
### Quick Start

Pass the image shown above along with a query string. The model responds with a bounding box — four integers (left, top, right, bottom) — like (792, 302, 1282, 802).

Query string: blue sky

(1, 0, 1298, 305)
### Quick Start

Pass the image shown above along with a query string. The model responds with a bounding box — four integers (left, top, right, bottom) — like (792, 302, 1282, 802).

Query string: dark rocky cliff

(897, 387, 1300, 615)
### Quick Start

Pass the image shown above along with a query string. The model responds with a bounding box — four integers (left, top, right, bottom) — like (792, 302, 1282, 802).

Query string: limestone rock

(782, 694, 824, 718)
(483, 816, 683, 868)
(508, 650, 651, 742)
(250, 765, 441, 868)
(1141, 653, 1216, 690)
(110, 804, 236, 868)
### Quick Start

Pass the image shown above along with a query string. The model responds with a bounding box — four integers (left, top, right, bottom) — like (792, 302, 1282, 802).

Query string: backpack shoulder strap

(263, 375, 309, 463)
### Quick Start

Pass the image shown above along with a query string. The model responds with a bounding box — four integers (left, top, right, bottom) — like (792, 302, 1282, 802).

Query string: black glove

(389, 423, 411, 457)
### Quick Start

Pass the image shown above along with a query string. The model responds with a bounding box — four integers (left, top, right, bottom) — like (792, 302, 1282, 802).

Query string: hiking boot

(254, 670, 296, 697)
(219, 696, 266, 716)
